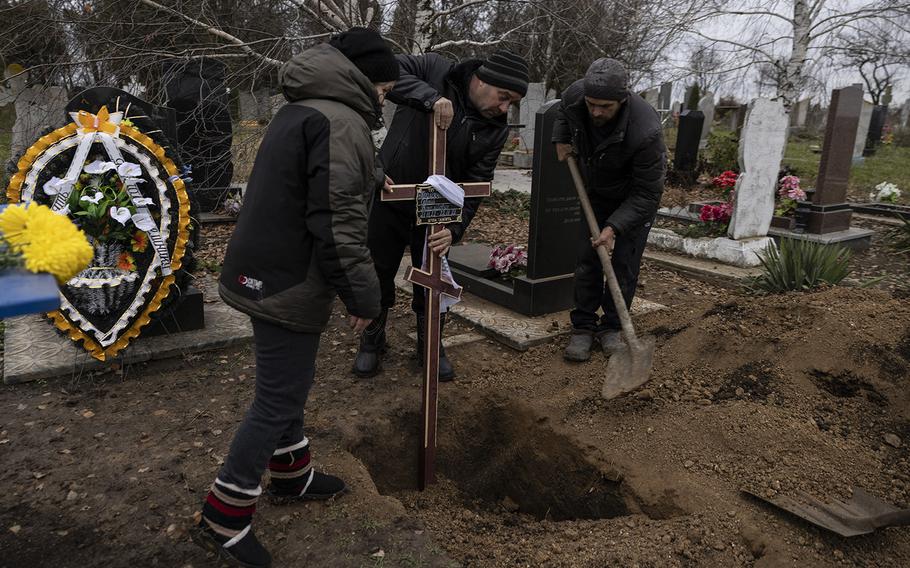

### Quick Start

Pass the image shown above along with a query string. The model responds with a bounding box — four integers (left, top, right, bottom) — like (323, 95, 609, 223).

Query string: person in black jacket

(191, 28, 398, 568)
(353, 50, 529, 380)
(552, 58, 666, 362)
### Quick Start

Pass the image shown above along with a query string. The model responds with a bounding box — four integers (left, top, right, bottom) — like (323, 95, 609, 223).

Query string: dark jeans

(218, 318, 320, 490)
(571, 203, 652, 333)
(368, 198, 434, 314)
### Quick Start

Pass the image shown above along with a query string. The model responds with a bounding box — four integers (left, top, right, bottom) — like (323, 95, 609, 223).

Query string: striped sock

(268, 438, 314, 496)
(201, 479, 261, 547)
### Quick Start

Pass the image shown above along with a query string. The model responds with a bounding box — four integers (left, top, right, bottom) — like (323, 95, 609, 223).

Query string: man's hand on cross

(427, 227, 453, 256)
(433, 97, 454, 129)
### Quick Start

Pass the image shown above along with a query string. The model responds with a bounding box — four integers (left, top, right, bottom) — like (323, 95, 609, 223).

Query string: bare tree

(688, 43, 725, 93)
(833, 18, 910, 105)
(691, 0, 910, 109)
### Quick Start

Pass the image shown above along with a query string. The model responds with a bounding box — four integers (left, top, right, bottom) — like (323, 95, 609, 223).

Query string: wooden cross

(381, 113, 491, 490)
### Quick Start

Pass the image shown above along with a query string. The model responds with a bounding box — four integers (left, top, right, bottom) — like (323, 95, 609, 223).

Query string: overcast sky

(645, 0, 909, 106)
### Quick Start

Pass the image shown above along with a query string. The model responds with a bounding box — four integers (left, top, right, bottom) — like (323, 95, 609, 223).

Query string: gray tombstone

(518, 82, 547, 151)
(238, 91, 258, 121)
(697, 91, 715, 149)
(674, 110, 704, 175)
(805, 85, 863, 234)
(728, 98, 789, 240)
(0, 69, 68, 163)
(900, 99, 910, 128)
(658, 82, 672, 110)
(448, 100, 580, 316)
(790, 98, 810, 128)
(852, 100, 874, 162)
(671, 101, 682, 115)
(643, 88, 659, 109)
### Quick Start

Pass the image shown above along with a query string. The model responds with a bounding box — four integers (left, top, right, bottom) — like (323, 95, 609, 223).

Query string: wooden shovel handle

(566, 155, 640, 347)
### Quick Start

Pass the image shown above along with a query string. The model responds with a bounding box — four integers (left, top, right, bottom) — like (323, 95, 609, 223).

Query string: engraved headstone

(805, 85, 863, 233)
(448, 100, 580, 316)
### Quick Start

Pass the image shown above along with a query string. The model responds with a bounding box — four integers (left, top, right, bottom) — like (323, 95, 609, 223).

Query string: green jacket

(219, 43, 382, 332)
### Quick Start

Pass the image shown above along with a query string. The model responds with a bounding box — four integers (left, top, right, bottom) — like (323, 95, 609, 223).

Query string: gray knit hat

(583, 58, 629, 101)
(475, 50, 529, 97)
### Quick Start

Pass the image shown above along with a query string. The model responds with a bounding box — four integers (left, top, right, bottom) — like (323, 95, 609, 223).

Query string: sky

(646, 0, 909, 107)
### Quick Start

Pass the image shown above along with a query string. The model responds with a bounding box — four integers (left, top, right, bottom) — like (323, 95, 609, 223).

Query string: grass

(781, 135, 910, 204)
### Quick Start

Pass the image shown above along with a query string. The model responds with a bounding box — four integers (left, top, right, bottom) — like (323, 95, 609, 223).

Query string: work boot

(267, 439, 347, 502)
(563, 330, 594, 362)
(596, 330, 624, 354)
(193, 480, 272, 568)
(416, 313, 455, 382)
(352, 308, 388, 378)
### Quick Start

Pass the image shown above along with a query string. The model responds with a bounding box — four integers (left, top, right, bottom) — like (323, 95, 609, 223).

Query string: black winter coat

(552, 80, 666, 234)
(218, 43, 382, 332)
(380, 54, 509, 243)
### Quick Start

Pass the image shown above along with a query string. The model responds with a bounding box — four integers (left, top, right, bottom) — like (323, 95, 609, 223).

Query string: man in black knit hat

(353, 49, 529, 381)
(553, 58, 666, 362)
(192, 27, 398, 568)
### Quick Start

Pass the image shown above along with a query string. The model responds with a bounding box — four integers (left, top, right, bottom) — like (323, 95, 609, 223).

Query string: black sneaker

(268, 470, 348, 503)
(191, 520, 272, 568)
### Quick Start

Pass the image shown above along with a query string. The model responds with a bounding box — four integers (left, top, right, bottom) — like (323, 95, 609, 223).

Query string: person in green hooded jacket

(192, 28, 398, 568)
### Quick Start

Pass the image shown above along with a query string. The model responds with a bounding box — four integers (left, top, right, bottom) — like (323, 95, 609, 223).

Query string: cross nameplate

(382, 113, 491, 489)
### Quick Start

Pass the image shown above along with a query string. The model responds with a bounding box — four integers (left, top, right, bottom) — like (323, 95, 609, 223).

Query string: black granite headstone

(527, 100, 581, 279)
(864, 105, 887, 156)
(673, 110, 704, 173)
(65, 87, 179, 154)
(448, 100, 580, 316)
(162, 58, 234, 212)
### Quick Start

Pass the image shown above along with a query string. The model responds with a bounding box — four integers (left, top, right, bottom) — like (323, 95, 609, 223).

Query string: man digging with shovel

(553, 58, 666, 365)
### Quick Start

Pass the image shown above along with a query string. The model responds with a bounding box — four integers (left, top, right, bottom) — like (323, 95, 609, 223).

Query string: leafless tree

(688, 43, 726, 93)
(832, 18, 910, 105)
(690, 0, 910, 109)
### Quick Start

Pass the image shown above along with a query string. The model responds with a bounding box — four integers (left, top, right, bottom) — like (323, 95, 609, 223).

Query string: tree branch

(138, 0, 283, 67)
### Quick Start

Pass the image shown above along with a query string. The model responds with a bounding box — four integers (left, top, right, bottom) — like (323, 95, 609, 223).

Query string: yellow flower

(0, 203, 32, 250)
(1, 203, 94, 283)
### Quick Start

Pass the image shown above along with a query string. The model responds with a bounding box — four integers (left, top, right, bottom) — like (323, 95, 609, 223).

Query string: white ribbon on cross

(420, 174, 464, 313)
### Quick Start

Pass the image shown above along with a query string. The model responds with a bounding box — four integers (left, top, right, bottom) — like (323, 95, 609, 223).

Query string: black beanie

(475, 50, 529, 97)
(583, 58, 630, 101)
(329, 27, 399, 83)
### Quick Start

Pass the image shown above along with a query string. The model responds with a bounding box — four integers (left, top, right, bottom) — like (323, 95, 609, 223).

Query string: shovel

(566, 155, 656, 399)
(744, 487, 910, 537)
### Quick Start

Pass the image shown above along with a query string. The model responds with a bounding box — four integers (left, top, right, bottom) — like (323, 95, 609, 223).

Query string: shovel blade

(601, 335, 656, 400)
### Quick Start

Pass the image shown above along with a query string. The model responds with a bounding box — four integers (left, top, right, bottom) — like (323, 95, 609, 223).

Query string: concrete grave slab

(648, 228, 774, 268)
(3, 276, 252, 384)
(395, 260, 666, 351)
